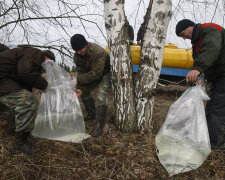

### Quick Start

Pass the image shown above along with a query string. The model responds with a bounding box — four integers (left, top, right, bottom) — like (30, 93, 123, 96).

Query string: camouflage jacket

(73, 42, 110, 88)
(0, 47, 48, 96)
(192, 23, 225, 82)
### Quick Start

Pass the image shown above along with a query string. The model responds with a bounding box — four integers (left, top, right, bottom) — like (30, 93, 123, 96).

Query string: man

(70, 34, 111, 137)
(0, 46, 55, 154)
(176, 19, 225, 150)
(0, 44, 15, 134)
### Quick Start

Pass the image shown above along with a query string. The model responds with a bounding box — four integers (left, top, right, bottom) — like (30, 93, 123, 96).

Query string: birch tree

(135, 0, 172, 131)
(104, 0, 137, 132)
(104, 0, 172, 132)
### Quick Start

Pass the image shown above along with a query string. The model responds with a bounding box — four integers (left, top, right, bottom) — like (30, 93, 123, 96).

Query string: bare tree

(0, 0, 105, 67)
(135, 0, 172, 131)
(104, 0, 172, 132)
(104, 0, 137, 132)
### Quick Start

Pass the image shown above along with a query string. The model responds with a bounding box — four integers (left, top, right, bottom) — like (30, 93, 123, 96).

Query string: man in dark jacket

(176, 19, 225, 150)
(70, 34, 111, 137)
(0, 44, 15, 134)
(0, 47, 55, 154)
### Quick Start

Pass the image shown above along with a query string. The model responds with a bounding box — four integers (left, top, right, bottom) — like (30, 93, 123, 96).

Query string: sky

(1, 0, 225, 66)
(125, 0, 225, 48)
(63, 0, 225, 49)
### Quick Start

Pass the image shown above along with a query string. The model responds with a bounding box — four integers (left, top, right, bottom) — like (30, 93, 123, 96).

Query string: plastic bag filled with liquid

(32, 60, 90, 143)
(155, 81, 211, 176)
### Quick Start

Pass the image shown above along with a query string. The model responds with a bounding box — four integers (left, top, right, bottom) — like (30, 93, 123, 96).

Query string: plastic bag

(155, 81, 211, 176)
(32, 60, 90, 143)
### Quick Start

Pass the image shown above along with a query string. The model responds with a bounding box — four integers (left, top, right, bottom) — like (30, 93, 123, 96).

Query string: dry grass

(0, 84, 224, 180)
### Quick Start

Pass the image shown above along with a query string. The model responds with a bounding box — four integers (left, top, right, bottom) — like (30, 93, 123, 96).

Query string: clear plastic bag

(32, 60, 90, 143)
(155, 80, 211, 176)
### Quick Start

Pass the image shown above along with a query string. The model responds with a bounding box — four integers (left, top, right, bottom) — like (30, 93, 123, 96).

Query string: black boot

(82, 97, 96, 121)
(14, 132, 39, 154)
(93, 105, 107, 137)
(6, 116, 15, 135)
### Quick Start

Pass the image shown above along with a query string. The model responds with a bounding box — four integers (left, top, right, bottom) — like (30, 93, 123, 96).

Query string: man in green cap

(70, 34, 111, 137)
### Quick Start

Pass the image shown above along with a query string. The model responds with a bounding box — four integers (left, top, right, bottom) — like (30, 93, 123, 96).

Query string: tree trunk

(104, 0, 137, 132)
(135, 0, 172, 131)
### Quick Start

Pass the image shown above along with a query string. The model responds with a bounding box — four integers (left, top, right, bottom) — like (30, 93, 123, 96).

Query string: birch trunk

(104, 0, 136, 132)
(135, 0, 172, 131)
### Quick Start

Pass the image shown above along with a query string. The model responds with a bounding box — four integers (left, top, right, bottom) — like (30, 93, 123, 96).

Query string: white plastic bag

(155, 84, 211, 176)
(32, 60, 90, 143)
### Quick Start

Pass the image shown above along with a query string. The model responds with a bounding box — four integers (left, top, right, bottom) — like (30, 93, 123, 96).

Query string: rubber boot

(14, 132, 39, 154)
(93, 105, 107, 137)
(6, 116, 15, 135)
(82, 97, 96, 121)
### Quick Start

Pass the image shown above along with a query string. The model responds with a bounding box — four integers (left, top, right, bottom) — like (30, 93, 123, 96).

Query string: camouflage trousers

(0, 89, 38, 132)
(81, 73, 111, 106)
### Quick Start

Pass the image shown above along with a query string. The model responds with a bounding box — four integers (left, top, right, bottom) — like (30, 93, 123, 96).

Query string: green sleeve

(73, 55, 86, 74)
(77, 52, 106, 85)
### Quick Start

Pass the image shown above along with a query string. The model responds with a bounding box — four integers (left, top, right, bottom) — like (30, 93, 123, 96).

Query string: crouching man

(70, 34, 111, 137)
(0, 46, 55, 154)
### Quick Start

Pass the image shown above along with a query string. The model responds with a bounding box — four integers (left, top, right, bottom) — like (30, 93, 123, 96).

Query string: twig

(15, 165, 26, 180)
(48, 151, 51, 180)
(80, 141, 90, 161)
(1, 142, 3, 159)
(109, 161, 117, 179)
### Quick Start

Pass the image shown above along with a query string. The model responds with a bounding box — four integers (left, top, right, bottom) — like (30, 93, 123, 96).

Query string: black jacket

(0, 47, 48, 96)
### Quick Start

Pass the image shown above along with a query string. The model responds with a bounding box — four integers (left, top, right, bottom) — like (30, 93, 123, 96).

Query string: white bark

(135, 0, 172, 131)
(104, 0, 136, 132)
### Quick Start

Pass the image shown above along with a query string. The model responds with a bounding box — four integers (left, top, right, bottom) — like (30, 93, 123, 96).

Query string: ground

(0, 84, 224, 180)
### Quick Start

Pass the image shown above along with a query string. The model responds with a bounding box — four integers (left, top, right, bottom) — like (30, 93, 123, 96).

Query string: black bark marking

(105, 23, 111, 30)
(157, 0, 164, 5)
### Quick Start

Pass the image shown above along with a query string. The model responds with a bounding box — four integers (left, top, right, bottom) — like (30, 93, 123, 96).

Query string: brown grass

(0, 84, 224, 180)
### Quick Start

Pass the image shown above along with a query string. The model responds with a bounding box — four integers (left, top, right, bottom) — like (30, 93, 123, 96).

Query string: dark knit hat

(43, 50, 55, 61)
(70, 34, 88, 51)
(176, 19, 195, 36)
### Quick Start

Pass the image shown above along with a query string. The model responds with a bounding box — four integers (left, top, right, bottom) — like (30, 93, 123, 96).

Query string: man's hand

(186, 70, 200, 83)
(74, 89, 82, 97)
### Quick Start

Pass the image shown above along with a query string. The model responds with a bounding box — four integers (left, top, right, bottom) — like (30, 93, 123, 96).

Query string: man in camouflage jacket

(70, 34, 111, 137)
(176, 19, 225, 150)
(0, 46, 55, 154)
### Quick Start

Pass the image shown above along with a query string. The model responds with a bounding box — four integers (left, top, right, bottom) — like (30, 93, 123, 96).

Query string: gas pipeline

(106, 43, 193, 77)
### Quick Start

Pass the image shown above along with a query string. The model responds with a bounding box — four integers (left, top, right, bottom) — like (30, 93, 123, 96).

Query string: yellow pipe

(106, 43, 194, 69)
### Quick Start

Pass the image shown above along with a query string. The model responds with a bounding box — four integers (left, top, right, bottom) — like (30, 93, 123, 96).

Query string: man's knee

(97, 99, 107, 106)
(97, 91, 108, 106)
(15, 91, 38, 131)
(97, 76, 111, 102)
(22, 91, 38, 113)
